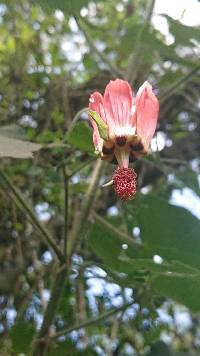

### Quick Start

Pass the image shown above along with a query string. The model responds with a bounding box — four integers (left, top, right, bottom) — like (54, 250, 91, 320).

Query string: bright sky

(153, 0, 200, 219)
(153, 0, 200, 28)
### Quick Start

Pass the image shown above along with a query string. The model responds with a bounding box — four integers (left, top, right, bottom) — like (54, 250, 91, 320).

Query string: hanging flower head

(89, 79, 159, 200)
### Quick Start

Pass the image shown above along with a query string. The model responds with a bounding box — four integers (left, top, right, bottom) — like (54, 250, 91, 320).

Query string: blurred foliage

(0, 0, 200, 355)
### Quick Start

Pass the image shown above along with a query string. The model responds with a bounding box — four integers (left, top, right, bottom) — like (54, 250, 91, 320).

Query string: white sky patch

(140, 185, 152, 194)
(151, 132, 167, 152)
(20, 114, 37, 128)
(157, 308, 173, 325)
(107, 206, 119, 216)
(80, 7, 88, 17)
(152, 0, 200, 44)
(6, 309, 17, 327)
(54, 9, 64, 21)
(86, 266, 107, 278)
(132, 226, 140, 238)
(153, 255, 163, 264)
(41, 289, 50, 303)
(68, 17, 79, 32)
(171, 188, 200, 219)
(122, 243, 128, 250)
(154, 0, 200, 26)
(174, 308, 192, 333)
(35, 202, 52, 222)
(71, 173, 81, 184)
(42, 251, 53, 265)
(87, 277, 105, 296)
(61, 37, 85, 62)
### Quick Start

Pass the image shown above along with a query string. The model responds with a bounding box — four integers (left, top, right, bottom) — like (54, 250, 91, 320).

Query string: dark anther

(129, 153, 138, 162)
(130, 142, 144, 151)
(110, 156, 118, 165)
(116, 136, 127, 146)
(102, 145, 114, 155)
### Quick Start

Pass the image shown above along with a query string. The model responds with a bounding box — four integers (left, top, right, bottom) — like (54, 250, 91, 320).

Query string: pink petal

(89, 92, 105, 152)
(103, 79, 135, 134)
(89, 92, 107, 122)
(135, 81, 159, 151)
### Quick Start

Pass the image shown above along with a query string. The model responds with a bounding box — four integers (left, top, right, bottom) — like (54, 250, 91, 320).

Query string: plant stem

(62, 166, 69, 258)
(159, 64, 200, 103)
(67, 158, 104, 259)
(126, 0, 156, 84)
(31, 160, 104, 354)
(0, 169, 64, 263)
(74, 17, 123, 78)
(67, 156, 96, 179)
(93, 213, 142, 248)
(52, 301, 134, 339)
(30, 267, 67, 356)
(67, 107, 88, 135)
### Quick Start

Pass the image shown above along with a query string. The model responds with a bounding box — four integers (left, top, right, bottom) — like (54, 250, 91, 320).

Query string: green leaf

(66, 121, 94, 153)
(164, 15, 200, 46)
(49, 339, 95, 355)
(146, 341, 173, 356)
(36, 0, 97, 15)
(87, 220, 193, 278)
(69, 182, 89, 193)
(87, 198, 200, 310)
(151, 274, 200, 312)
(89, 110, 108, 141)
(87, 219, 142, 272)
(10, 321, 35, 353)
(146, 341, 199, 356)
(133, 195, 200, 269)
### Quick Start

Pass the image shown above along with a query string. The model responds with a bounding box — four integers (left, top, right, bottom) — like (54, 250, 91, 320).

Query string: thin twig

(67, 159, 105, 259)
(76, 267, 88, 347)
(67, 107, 88, 135)
(62, 166, 69, 258)
(161, 158, 189, 165)
(74, 16, 123, 78)
(159, 64, 200, 103)
(30, 267, 68, 356)
(0, 169, 64, 263)
(93, 213, 142, 249)
(126, 0, 156, 84)
(52, 301, 134, 339)
(67, 156, 96, 179)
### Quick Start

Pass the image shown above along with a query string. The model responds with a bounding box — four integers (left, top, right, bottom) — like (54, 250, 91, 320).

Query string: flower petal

(89, 92, 105, 152)
(89, 92, 107, 122)
(135, 81, 159, 151)
(103, 79, 135, 136)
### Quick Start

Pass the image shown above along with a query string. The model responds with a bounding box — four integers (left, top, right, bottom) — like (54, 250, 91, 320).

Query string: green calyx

(89, 110, 108, 141)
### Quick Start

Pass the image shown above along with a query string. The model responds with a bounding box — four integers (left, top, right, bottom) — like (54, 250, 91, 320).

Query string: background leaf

(10, 321, 35, 353)
(66, 121, 94, 153)
(0, 134, 42, 158)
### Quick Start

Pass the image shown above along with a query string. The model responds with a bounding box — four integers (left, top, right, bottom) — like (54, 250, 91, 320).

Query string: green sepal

(89, 110, 108, 141)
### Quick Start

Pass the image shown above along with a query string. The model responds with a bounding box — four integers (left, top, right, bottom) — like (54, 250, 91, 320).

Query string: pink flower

(89, 79, 159, 199)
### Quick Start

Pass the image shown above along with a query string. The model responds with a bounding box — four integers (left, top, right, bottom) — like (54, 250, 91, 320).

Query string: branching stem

(74, 17, 123, 78)
(62, 166, 69, 258)
(126, 0, 156, 84)
(30, 267, 68, 356)
(0, 169, 64, 263)
(52, 301, 134, 339)
(67, 159, 104, 259)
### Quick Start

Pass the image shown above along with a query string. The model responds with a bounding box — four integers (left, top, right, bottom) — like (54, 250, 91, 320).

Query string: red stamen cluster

(112, 167, 137, 200)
